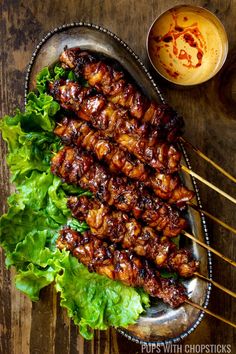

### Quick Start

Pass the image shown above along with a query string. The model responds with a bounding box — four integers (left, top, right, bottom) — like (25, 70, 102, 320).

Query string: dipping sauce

(147, 5, 228, 85)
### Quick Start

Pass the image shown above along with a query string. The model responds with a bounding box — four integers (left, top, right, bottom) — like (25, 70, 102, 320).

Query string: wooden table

(1, 1, 236, 353)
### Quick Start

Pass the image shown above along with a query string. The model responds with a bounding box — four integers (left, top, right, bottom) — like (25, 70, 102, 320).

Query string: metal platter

(25, 23, 212, 345)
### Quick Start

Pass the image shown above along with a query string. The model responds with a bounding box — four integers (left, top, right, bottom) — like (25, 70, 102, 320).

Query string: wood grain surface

(0, 0, 236, 353)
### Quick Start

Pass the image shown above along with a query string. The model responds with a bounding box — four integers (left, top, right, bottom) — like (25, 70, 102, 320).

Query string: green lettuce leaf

(0, 92, 60, 183)
(36, 62, 89, 95)
(9, 230, 53, 267)
(25, 92, 60, 132)
(36, 65, 67, 94)
(15, 263, 58, 301)
(0, 169, 86, 255)
(55, 252, 149, 339)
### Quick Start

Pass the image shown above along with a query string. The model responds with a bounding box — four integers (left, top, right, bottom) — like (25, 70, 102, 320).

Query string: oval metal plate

(25, 23, 212, 345)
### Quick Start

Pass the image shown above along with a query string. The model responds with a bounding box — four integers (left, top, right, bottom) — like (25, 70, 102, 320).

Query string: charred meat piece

(59, 48, 184, 142)
(49, 80, 181, 174)
(57, 227, 188, 307)
(55, 117, 148, 181)
(51, 146, 187, 237)
(68, 195, 199, 277)
(49, 79, 92, 107)
(55, 117, 194, 206)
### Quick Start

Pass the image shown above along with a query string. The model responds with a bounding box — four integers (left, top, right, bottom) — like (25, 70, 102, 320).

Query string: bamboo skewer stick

(194, 272, 236, 299)
(181, 165, 236, 205)
(182, 230, 236, 268)
(180, 137, 236, 184)
(185, 299, 236, 329)
(188, 202, 236, 235)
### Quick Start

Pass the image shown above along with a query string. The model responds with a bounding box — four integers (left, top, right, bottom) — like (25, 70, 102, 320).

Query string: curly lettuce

(55, 252, 149, 339)
(0, 71, 149, 339)
(36, 64, 88, 94)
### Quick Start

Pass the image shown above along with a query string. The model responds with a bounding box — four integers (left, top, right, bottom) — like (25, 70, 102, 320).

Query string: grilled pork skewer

(52, 148, 236, 267)
(50, 80, 236, 206)
(55, 118, 236, 232)
(60, 48, 236, 187)
(57, 227, 187, 308)
(58, 228, 236, 328)
(68, 195, 199, 277)
(66, 196, 236, 299)
(51, 146, 187, 237)
(49, 80, 182, 175)
(55, 117, 194, 205)
(55, 117, 148, 181)
(59, 48, 183, 142)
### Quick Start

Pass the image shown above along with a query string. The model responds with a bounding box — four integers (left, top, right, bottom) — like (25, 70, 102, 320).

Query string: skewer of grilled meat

(55, 117, 148, 181)
(68, 195, 199, 277)
(59, 48, 184, 142)
(49, 80, 181, 174)
(51, 146, 187, 237)
(55, 117, 194, 205)
(57, 227, 187, 307)
(61, 49, 236, 202)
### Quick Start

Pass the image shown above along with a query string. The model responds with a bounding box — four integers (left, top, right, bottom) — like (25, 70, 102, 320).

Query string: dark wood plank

(30, 285, 57, 354)
(1, 0, 236, 353)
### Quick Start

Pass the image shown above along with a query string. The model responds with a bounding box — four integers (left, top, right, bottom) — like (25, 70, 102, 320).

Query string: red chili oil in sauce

(149, 9, 207, 79)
